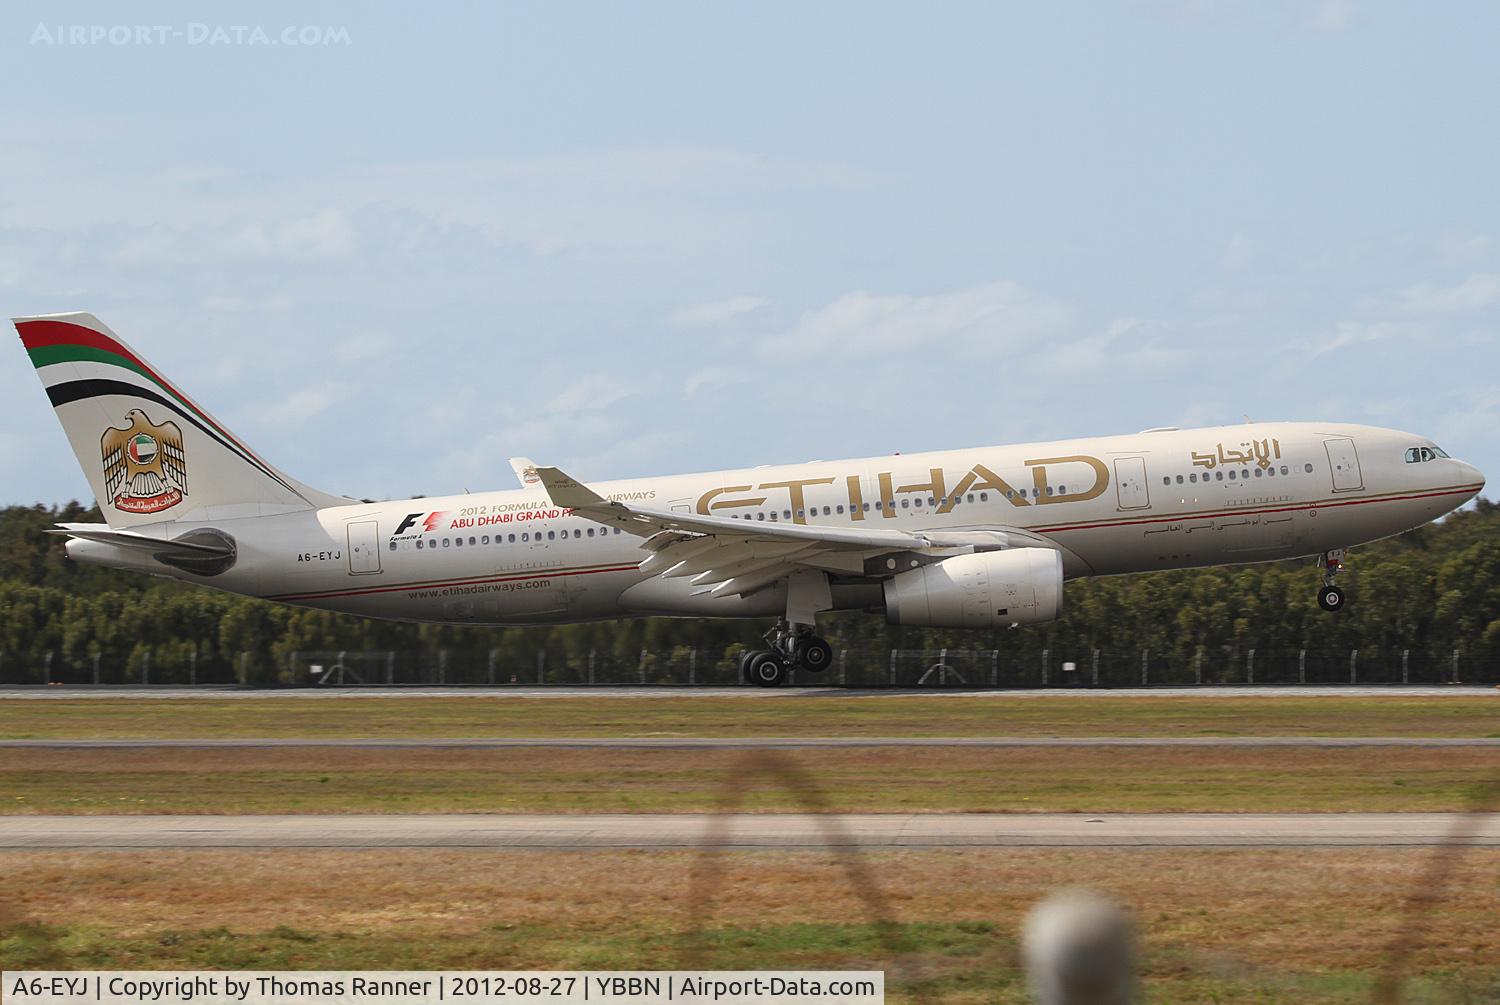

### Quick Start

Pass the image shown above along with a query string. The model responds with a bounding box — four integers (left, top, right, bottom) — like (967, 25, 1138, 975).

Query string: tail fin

(15, 312, 350, 527)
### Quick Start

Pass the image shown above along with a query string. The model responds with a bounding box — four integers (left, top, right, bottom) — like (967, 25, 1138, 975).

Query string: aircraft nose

(1459, 461, 1485, 497)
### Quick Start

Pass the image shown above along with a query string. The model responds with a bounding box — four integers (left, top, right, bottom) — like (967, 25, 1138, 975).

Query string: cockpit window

(1407, 444, 1451, 463)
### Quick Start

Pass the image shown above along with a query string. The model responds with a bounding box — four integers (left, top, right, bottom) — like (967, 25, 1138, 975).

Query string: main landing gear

(1317, 549, 1347, 613)
(739, 620, 833, 687)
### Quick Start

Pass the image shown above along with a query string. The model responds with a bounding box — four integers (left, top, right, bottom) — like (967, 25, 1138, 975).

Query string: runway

(2, 685, 1493, 699)
(4, 736, 1499, 749)
(2, 813, 1496, 849)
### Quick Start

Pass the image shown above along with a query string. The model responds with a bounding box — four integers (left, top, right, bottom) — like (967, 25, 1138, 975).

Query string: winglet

(508, 457, 541, 488)
(532, 466, 608, 510)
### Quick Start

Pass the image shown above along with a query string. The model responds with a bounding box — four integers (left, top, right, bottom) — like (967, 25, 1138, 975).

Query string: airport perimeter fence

(3, 643, 1496, 687)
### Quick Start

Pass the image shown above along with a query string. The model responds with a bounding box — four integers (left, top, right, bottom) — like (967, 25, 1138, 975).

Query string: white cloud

(759, 280, 1072, 360)
(1304, 0, 1356, 30)
(1393, 273, 1500, 315)
(671, 295, 768, 330)
(1315, 319, 1429, 356)
(257, 381, 351, 429)
(1222, 232, 1255, 272)
(546, 374, 641, 415)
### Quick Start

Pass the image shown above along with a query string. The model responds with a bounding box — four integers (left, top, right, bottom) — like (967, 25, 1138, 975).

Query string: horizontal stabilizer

(48, 523, 234, 558)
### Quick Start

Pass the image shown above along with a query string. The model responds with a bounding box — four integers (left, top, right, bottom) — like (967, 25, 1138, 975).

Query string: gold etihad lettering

(1025, 455, 1110, 505)
(694, 456, 1111, 523)
(1190, 438, 1281, 471)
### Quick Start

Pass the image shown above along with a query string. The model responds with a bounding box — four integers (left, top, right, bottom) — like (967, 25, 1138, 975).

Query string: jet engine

(883, 548, 1063, 628)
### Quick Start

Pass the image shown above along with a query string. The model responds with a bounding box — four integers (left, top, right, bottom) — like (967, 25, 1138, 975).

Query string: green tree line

(1, 499, 1497, 685)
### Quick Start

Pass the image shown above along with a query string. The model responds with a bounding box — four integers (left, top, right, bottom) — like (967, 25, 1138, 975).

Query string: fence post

(92, 652, 101, 686)
(1452, 648, 1461, 684)
(43, 650, 53, 686)
(689, 647, 697, 686)
(1193, 647, 1203, 685)
(1349, 649, 1358, 685)
(1092, 649, 1100, 688)
(439, 648, 449, 685)
(839, 649, 847, 687)
(991, 650, 1000, 688)
(1402, 648, 1410, 685)
(1298, 648, 1307, 685)
(189, 644, 198, 686)
(1247, 648, 1255, 686)
(889, 649, 897, 687)
(236, 651, 247, 686)
(387, 651, 396, 686)
(142, 647, 150, 686)
(639, 648, 647, 686)
(1140, 648, 1148, 687)
(1041, 648, 1049, 688)
(535, 649, 544, 685)
(588, 649, 596, 686)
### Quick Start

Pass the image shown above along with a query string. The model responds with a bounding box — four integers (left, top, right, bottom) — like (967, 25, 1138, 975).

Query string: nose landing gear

(1317, 550, 1347, 612)
(739, 620, 833, 687)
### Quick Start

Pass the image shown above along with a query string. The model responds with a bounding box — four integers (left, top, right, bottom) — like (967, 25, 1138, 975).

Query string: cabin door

(1324, 437, 1364, 493)
(1113, 457, 1150, 510)
(347, 520, 382, 575)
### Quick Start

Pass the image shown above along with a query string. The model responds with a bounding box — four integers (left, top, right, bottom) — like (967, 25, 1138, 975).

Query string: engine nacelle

(883, 549, 1064, 628)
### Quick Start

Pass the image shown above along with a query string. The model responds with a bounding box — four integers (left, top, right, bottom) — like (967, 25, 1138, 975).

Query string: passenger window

(863, 502, 872, 512)
(587, 528, 595, 537)
(757, 512, 765, 521)
(980, 492, 988, 501)
(966, 494, 974, 503)
(416, 539, 424, 550)
(1059, 485, 1066, 494)
(1254, 468, 1262, 477)
(1175, 475, 1183, 485)
(1280, 466, 1288, 475)
(1304, 463, 1314, 473)
(913, 498, 923, 507)
(1163, 477, 1171, 486)
(1228, 470, 1236, 480)
(901, 499, 910, 508)
(836, 505, 845, 514)
(388, 541, 397, 551)
(784, 510, 792, 519)
(574, 529, 582, 538)
(508, 534, 516, 542)
(469, 536, 476, 545)
(823, 506, 831, 515)
(443, 538, 451, 547)
(1189, 473, 1197, 483)
(1215, 471, 1223, 481)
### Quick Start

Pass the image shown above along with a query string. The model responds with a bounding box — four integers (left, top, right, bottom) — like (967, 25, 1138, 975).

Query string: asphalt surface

(2, 813, 1495, 849)
(3, 736, 1498, 749)
(2, 685, 1494, 699)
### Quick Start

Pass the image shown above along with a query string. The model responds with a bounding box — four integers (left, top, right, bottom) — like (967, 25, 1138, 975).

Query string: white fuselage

(69, 421, 1485, 626)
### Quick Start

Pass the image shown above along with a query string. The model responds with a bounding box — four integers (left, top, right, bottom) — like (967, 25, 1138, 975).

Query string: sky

(3, 1, 1497, 505)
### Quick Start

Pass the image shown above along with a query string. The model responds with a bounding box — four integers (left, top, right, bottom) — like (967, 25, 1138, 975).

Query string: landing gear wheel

(794, 635, 834, 673)
(747, 651, 787, 688)
(1318, 585, 1346, 612)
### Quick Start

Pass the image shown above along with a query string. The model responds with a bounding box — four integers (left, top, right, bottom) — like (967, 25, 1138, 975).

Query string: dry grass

(4, 745, 1498, 814)
(2, 693, 1498, 740)
(3, 848, 1498, 1001)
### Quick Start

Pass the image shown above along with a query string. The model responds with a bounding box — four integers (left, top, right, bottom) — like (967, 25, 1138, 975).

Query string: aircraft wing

(532, 465, 1055, 598)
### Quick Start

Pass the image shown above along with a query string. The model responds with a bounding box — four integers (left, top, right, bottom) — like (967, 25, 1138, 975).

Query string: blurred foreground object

(1023, 890, 1136, 1005)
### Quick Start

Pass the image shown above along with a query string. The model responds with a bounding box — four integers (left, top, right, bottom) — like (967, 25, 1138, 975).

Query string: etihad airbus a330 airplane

(15, 312, 1487, 685)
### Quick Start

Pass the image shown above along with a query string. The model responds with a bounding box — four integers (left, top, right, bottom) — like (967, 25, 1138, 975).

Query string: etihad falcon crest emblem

(100, 409, 187, 514)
